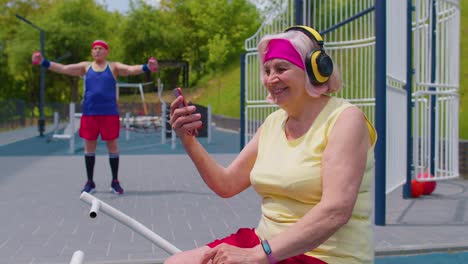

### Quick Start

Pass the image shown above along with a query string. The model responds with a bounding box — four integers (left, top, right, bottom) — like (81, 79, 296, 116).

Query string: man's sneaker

(81, 181, 96, 193)
(110, 180, 124, 195)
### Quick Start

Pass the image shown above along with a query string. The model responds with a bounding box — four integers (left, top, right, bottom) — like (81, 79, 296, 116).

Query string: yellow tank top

(250, 97, 377, 264)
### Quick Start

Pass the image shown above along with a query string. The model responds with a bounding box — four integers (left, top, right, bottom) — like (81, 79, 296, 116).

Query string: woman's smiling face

(262, 58, 306, 106)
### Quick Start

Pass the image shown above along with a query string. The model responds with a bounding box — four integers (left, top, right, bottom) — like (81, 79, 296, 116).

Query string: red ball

(423, 181, 437, 195)
(417, 173, 437, 195)
(411, 179, 424, 198)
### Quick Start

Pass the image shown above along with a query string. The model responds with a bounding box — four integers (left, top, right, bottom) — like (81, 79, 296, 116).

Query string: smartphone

(173, 88, 198, 136)
(173, 88, 187, 109)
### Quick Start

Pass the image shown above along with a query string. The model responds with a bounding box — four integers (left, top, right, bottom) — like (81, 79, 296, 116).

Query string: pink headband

(263, 39, 304, 70)
(91, 40, 109, 50)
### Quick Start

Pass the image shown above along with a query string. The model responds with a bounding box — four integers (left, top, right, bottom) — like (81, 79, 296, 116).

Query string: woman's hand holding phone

(171, 88, 200, 137)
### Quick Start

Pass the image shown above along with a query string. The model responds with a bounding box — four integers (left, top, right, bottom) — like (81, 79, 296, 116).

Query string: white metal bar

(413, 90, 459, 97)
(125, 112, 130, 141)
(80, 192, 181, 255)
(161, 102, 167, 144)
(117, 81, 153, 88)
(139, 83, 145, 101)
(414, 82, 458, 89)
(171, 129, 176, 150)
(69, 103, 75, 154)
(69, 250, 84, 264)
(53, 112, 59, 132)
(53, 134, 72, 139)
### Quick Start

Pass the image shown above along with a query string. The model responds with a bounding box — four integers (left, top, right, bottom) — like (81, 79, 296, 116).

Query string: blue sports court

(1, 126, 467, 263)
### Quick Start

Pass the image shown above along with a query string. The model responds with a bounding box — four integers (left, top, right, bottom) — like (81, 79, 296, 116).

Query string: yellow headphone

(285, 25, 334, 85)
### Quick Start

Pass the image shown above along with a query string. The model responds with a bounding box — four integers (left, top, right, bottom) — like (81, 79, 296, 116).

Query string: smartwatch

(261, 240, 277, 264)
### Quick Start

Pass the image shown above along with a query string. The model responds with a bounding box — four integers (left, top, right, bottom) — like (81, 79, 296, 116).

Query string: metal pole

(374, 0, 387, 226)
(39, 30, 46, 136)
(404, 0, 415, 199)
(15, 14, 46, 137)
(295, 0, 303, 25)
(429, 0, 437, 176)
(239, 53, 245, 150)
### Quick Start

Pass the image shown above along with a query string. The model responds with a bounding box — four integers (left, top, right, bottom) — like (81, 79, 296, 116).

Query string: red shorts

(207, 228, 327, 264)
(79, 115, 120, 141)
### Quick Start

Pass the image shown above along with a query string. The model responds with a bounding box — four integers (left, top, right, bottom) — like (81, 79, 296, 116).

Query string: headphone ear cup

(305, 49, 333, 85)
(316, 52, 333, 78)
(305, 50, 318, 85)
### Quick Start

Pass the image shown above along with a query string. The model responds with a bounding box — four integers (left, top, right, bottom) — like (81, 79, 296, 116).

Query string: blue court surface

(1, 126, 468, 263)
(0, 126, 241, 156)
(375, 251, 468, 263)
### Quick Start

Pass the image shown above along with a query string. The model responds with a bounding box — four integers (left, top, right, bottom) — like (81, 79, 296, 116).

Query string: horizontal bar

(80, 192, 181, 255)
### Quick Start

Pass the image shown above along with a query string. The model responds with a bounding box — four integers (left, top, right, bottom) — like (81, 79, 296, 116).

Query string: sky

(97, 0, 159, 13)
(98, 0, 267, 14)
(97, 0, 132, 13)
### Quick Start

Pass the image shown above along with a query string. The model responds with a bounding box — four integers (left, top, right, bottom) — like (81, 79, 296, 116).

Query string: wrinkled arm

(113, 62, 146, 76)
(46, 61, 89, 77)
(113, 57, 158, 77)
(181, 130, 259, 198)
(170, 96, 259, 198)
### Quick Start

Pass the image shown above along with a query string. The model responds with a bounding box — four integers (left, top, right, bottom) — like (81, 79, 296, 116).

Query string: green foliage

(192, 61, 241, 118)
(207, 34, 230, 72)
(120, 1, 164, 63)
(158, 0, 260, 83)
(5, 0, 118, 103)
(2, 0, 48, 103)
(1, 0, 260, 105)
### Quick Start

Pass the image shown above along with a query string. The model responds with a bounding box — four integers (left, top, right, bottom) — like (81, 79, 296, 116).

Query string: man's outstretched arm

(114, 57, 158, 77)
(32, 51, 88, 76)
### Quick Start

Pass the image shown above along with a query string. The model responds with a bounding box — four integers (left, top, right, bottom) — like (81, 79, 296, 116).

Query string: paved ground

(374, 179, 468, 262)
(1, 126, 468, 263)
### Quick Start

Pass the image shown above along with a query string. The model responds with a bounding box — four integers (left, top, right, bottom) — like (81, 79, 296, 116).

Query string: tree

(2, 0, 262, 107)
(159, 0, 260, 84)
(207, 33, 229, 107)
(0, 0, 53, 100)
(40, 0, 117, 102)
(7, 0, 119, 104)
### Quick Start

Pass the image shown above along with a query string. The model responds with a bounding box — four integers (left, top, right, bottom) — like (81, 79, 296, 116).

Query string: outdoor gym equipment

(80, 192, 181, 256)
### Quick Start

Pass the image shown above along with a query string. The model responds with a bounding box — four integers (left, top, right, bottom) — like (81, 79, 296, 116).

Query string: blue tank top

(82, 62, 118, 115)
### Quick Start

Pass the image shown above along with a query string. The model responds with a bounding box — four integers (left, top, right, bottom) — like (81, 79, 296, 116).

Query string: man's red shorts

(207, 228, 327, 264)
(79, 115, 120, 141)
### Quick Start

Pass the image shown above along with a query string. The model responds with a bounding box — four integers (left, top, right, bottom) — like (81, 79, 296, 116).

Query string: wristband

(261, 240, 277, 264)
(41, 59, 51, 69)
(142, 64, 150, 72)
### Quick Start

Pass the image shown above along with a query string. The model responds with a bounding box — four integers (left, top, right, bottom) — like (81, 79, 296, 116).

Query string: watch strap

(261, 240, 277, 264)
